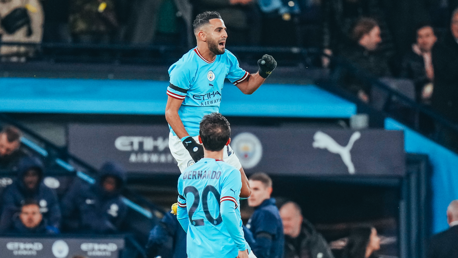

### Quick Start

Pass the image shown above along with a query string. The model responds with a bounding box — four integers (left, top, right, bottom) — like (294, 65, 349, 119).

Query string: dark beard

(207, 38, 225, 55)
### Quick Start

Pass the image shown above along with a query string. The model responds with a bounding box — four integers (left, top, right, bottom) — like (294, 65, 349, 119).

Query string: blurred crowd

(1, 125, 389, 258)
(0, 125, 129, 236)
(0, 0, 457, 131)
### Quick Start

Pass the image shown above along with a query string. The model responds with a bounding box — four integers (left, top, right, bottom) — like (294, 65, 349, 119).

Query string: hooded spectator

(9, 199, 59, 234)
(146, 211, 187, 258)
(61, 161, 127, 234)
(0, 126, 30, 171)
(0, 156, 61, 232)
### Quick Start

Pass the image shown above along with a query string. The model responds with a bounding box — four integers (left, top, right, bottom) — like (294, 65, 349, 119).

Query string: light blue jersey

(167, 48, 249, 136)
(177, 158, 249, 258)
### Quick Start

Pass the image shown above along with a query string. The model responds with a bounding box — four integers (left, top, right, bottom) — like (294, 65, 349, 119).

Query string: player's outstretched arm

(236, 54, 277, 95)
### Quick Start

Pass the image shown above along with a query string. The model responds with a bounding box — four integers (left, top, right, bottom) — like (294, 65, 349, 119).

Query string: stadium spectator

(431, 8, 458, 123)
(246, 172, 284, 258)
(61, 161, 127, 234)
(401, 24, 437, 103)
(146, 211, 186, 258)
(0, 156, 61, 232)
(0, 0, 44, 61)
(0, 126, 30, 171)
(192, 0, 261, 45)
(339, 18, 391, 103)
(427, 200, 458, 258)
(123, 0, 193, 46)
(8, 199, 59, 234)
(69, 0, 119, 44)
(280, 201, 334, 258)
(342, 226, 381, 258)
(322, 0, 393, 66)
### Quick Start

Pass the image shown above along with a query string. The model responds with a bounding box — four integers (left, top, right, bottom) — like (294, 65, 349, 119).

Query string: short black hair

(249, 172, 272, 188)
(193, 11, 222, 32)
(199, 113, 231, 151)
(415, 22, 434, 34)
(22, 199, 40, 209)
(0, 125, 22, 143)
(343, 225, 375, 258)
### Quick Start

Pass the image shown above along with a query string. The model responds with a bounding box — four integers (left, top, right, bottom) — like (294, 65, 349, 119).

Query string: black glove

(257, 54, 277, 78)
(182, 137, 204, 162)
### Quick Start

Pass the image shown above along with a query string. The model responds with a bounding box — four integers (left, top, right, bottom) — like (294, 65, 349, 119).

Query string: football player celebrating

(165, 11, 277, 198)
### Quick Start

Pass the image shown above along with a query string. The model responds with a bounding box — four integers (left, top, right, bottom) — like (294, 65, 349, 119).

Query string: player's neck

(196, 44, 216, 62)
(203, 149, 224, 161)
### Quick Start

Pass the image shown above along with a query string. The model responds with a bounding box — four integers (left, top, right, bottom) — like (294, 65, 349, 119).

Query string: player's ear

(198, 136, 202, 144)
(198, 30, 207, 42)
(226, 138, 231, 146)
(268, 187, 273, 195)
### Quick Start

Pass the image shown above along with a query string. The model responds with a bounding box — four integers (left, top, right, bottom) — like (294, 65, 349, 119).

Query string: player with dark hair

(177, 113, 255, 258)
(165, 11, 277, 198)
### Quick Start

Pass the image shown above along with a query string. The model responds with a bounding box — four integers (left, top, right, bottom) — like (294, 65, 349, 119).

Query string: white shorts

(249, 251, 257, 258)
(169, 133, 242, 173)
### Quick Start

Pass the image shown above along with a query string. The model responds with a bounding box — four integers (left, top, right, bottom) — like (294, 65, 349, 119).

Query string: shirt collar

(194, 48, 215, 64)
(450, 220, 458, 227)
(255, 198, 275, 209)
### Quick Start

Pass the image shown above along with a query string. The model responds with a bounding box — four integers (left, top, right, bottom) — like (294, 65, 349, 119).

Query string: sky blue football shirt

(167, 48, 249, 136)
(177, 158, 249, 258)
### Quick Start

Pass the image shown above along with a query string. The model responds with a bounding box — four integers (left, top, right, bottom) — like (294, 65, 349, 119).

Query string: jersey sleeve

(167, 62, 192, 100)
(176, 176, 189, 232)
(226, 52, 250, 86)
(220, 167, 242, 208)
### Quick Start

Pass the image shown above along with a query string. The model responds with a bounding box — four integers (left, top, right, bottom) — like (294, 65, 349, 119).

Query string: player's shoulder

(169, 48, 199, 73)
(221, 49, 239, 64)
(218, 161, 240, 178)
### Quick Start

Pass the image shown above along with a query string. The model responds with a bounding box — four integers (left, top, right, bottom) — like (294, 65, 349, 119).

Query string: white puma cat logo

(312, 131, 361, 174)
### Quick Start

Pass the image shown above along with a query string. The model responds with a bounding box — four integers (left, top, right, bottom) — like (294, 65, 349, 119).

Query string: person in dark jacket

(146, 211, 186, 258)
(0, 156, 61, 232)
(0, 126, 30, 171)
(61, 161, 127, 234)
(342, 226, 381, 258)
(431, 8, 458, 123)
(401, 24, 437, 103)
(280, 201, 334, 258)
(338, 18, 391, 103)
(9, 199, 59, 234)
(321, 0, 393, 65)
(427, 200, 458, 258)
(246, 172, 284, 258)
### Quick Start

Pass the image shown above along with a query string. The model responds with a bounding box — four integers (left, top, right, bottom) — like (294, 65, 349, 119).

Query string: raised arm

(236, 54, 277, 95)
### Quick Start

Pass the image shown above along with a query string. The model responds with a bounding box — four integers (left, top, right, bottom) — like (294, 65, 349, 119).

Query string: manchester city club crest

(207, 71, 215, 82)
(232, 132, 263, 169)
